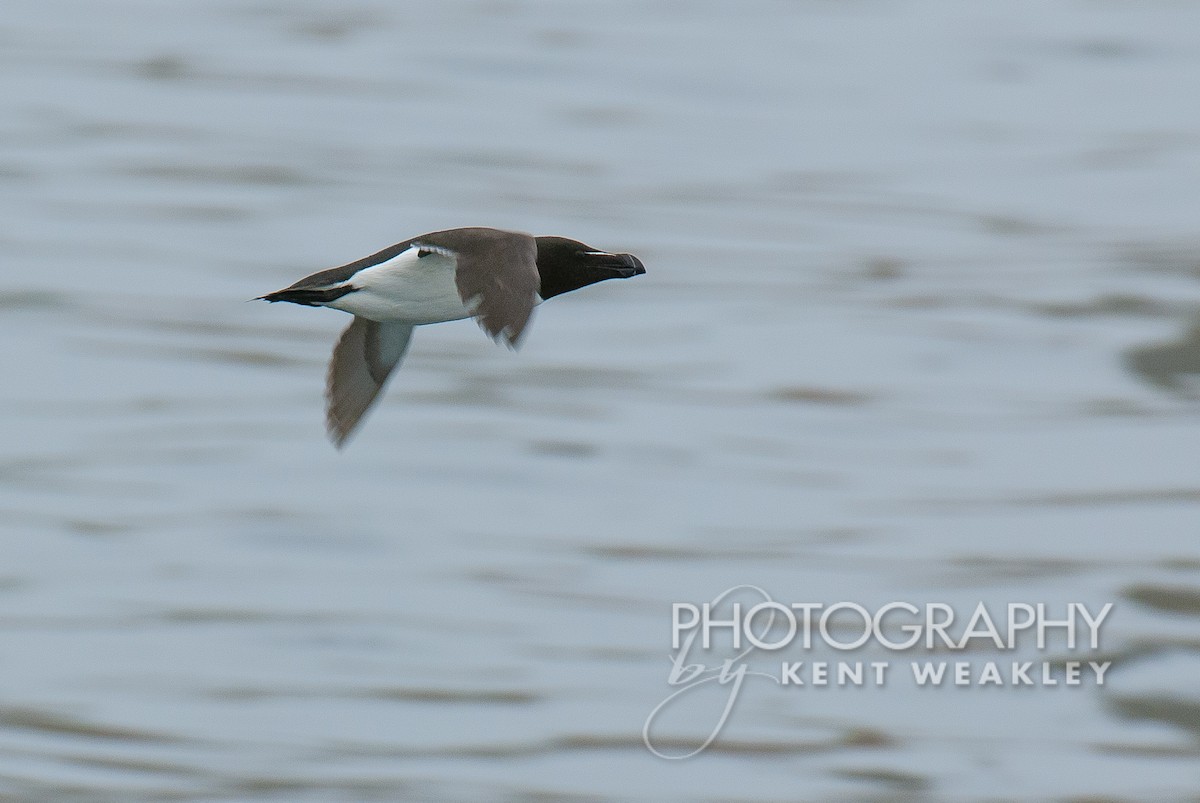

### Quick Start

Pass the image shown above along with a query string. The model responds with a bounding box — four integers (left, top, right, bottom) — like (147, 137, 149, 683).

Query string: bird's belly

(328, 254, 473, 324)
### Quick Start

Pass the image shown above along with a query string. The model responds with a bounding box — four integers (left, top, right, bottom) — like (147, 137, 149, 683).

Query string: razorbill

(259, 227, 645, 447)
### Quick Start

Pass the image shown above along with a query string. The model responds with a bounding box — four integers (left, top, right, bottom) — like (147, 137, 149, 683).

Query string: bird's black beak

(617, 253, 646, 277)
(587, 251, 646, 279)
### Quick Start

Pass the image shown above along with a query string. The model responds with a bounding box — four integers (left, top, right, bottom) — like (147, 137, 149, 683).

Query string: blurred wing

(325, 316, 413, 448)
(442, 231, 539, 347)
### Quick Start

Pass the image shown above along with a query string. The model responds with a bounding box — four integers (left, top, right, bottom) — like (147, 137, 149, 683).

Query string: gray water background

(3, 1, 1200, 800)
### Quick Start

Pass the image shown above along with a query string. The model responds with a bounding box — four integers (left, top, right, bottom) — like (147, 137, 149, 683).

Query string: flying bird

(259, 227, 645, 447)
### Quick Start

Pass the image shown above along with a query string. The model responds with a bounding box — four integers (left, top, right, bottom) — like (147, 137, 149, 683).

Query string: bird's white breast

(327, 247, 474, 324)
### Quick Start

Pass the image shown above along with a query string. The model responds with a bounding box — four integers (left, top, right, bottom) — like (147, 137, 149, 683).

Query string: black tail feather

(258, 284, 356, 306)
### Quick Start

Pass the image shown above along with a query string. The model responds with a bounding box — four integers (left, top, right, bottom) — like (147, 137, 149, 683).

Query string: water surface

(2, 1, 1200, 800)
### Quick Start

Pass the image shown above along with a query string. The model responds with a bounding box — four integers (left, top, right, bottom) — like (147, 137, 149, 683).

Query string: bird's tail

(257, 284, 355, 306)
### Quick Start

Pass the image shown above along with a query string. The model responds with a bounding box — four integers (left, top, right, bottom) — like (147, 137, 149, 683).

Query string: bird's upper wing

(417, 228, 539, 347)
(325, 316, 414, 448)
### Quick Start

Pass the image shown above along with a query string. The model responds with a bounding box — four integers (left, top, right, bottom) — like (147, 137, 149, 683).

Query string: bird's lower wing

(325, 316, 414, 448)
